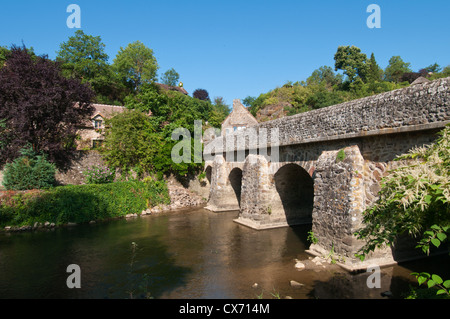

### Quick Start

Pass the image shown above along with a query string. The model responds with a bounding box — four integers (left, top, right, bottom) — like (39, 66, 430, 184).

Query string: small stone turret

(221, 99, 258, 136)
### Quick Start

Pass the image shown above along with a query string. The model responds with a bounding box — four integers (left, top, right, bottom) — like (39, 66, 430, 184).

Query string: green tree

(0, 46, 10, 68)
(120, 85, 213, 178)
(307, 66, 343, 87)
(366, 53, 384, 83)
(442, 66, 450, 77)
(305, 85, 344, 110)
(424, 63, 442, 74)
(3, 147, 56, 190)
(113, 41, 159, 92)
(429, 65, 450, 80)
(208, 97, 230, 128)
(101, 109, 162, 176)
(384, 56, 412, 83)
(160, 68, 180, 86)
(56, 30, 125, 104)
(90, 66, 129, 105)
(242, 96, 256, 108)
(56, 30, 109, 82)
(334, 45, 368, 83)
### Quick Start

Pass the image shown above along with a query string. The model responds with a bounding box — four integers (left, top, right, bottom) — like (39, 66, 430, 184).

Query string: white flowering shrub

(356, 125, 449, 256)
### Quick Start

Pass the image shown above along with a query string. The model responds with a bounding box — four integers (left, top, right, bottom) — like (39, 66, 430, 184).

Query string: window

(94, 120, 103, 129)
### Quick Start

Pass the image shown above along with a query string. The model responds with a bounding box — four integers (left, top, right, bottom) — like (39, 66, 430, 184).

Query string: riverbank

(0, 179, 206, 233)
(148, 183, 207, 213)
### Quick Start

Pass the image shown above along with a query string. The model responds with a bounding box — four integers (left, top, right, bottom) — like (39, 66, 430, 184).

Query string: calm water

(0, 207, 448, 299)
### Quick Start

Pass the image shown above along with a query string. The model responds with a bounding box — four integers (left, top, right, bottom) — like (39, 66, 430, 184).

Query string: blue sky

(1, 0, 449, 106)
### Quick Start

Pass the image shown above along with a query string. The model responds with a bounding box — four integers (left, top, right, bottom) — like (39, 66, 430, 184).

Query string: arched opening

(274, 164, 314, 225)
(228, 168, 243, 207)
(205, 166, 212, 184)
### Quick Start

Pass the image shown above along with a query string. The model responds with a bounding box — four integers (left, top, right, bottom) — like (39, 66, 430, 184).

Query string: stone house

(221, 99, 258, 136)
(77, 103, 126, 149)
(76, 84, 187, 149)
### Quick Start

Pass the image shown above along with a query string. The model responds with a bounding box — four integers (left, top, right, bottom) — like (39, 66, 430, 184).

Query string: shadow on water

(306, 253, 450, 299)
(102, 234, 192, 299)
(0, 219, 191, 299)
(289, 224, 312, 247)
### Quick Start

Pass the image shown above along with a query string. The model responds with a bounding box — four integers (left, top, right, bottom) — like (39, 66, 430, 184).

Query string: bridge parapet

(205, 77, 450, 156)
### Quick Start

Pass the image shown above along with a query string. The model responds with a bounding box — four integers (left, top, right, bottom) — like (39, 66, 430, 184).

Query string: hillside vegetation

(243, 46, 450, 122)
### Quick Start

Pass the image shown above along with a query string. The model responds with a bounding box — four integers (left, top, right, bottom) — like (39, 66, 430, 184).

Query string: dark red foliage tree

(0, 46, 95, 169)
(401, 72, 421, 84)
(193, 88, 210, 101)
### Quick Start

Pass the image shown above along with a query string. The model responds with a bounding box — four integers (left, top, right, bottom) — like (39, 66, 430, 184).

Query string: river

(0, 207, 448, 299)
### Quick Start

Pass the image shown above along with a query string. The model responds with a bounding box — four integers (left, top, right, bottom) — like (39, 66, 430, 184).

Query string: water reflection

(0, 207, 448, 299)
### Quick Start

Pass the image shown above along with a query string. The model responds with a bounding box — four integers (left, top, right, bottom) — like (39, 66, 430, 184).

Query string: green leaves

(356, 126, 450, 260)
(384, 56, 412, 83)
(437, 231, 447, 242)
(416, 224, 449, 255)
(57, 30, 109, 82)
(410, 272, 450, 297)
(160, 68, 180, 87)
(83, 165, 115, 185)
(334, 45, 368, 83)
(3, 147, 56, 190)
(428, 274, 443, 288)
(113, 41, 159, 92)
(411, 272, 430, 286)
(356, 127, 450, 300)
(102, 86, 214, 180)
(0, 180, 170, 227)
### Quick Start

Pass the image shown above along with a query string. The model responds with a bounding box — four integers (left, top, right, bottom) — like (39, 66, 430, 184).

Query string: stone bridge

(203, 77, 450, 270)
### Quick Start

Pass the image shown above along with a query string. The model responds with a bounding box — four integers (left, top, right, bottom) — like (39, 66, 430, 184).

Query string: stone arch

(228, 167, 243, 207)
(205, 165, 212, 184)
(273, 163, 314, 225)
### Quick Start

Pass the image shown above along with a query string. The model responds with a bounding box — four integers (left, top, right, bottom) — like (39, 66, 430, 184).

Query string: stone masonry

(204, 77, 450, 270)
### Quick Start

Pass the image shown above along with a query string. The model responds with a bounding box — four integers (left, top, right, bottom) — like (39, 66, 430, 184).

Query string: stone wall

(0, 151, 105, 188)
(77, 128, 103, 150)
(205, 155, 242, 212)
(205, 77, 450, 155)
(235, 155, 273, 228)
(55, 151, 106, 185)
(306, 144, 395, 267)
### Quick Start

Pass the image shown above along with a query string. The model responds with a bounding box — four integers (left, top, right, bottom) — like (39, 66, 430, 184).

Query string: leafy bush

(104, 87, 214, 179)
(2, 147, 56, 190)
(101, 109, 162, 178)
(0, 180, 170, 227)
(355, 125, 450, 257)
(84, 164, 115, 184)
(355, 125, 450, 299)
